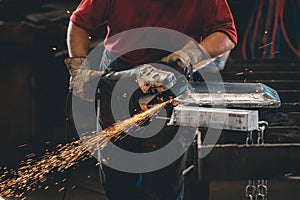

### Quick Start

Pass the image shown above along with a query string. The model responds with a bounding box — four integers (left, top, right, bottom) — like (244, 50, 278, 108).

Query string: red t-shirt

(71, 0, 237, 65)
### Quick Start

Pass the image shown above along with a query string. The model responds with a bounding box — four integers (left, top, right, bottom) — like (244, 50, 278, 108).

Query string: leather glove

(64, 57, 105, 101)
(161, 40, 211, 74)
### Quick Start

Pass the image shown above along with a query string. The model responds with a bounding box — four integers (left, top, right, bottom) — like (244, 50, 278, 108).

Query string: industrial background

(1, 0, 300, 199)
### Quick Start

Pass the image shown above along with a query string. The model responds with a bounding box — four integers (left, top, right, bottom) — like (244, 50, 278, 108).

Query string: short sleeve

(201, 0, 237, 44)
(70, 0, 110, 31)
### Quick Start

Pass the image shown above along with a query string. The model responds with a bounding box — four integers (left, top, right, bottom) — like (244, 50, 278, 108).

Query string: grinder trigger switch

(136, 64, 177, 93)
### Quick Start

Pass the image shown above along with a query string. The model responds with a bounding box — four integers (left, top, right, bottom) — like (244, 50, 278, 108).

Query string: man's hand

(65, 57, 105, 101)
(161, 40, 211, 74)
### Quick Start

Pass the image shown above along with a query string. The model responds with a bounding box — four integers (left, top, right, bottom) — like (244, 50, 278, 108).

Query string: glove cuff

(181, 41, 211, 65)
(64, 57, 89, 74)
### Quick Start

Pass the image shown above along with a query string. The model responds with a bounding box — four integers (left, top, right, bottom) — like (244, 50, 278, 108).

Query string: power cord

(62, 91, 72, 200)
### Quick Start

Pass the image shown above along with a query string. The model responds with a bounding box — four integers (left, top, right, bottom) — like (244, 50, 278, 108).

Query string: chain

(257, 121, 268, 145)
(246, 131, 254, 145)
(256, 180, 268, 200)
(245, 121, 269, 200)
(245, 179, 268, 200)
(245, 180, 256, 200)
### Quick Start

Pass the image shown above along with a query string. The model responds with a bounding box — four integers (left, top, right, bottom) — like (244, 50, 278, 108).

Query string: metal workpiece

(168, 105, 259, 131)
(175, 82, 281, 108)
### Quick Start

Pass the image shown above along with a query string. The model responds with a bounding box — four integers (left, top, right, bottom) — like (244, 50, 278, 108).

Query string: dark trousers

(102, 154, 186, 200)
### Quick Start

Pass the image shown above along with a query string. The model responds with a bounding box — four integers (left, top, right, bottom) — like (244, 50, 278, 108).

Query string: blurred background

(1, 0, 300, 199)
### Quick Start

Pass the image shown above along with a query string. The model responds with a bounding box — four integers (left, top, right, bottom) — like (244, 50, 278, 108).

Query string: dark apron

(96, 49, 188, 200)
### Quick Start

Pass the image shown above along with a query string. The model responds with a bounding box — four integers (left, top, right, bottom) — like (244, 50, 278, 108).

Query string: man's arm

(162, 0, 237, 73)
(161, 31, 235, 73)
(65, 22, 106, 101)
(200, 32, 235, 58)
(67, 22, 91, 57)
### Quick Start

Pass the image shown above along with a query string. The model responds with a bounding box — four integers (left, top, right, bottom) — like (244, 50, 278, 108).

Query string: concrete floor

(3, 157, 300, 200)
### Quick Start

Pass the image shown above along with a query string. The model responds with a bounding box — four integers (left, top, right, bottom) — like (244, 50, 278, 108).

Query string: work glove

(64, 57, 105, 101)
(161, 40, 211, 74)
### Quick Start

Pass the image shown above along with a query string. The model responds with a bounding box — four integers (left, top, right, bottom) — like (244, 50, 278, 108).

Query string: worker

(65, 0, 237, 199)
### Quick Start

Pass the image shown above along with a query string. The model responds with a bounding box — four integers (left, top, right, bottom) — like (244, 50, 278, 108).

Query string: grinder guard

(96, 63, 189, 126)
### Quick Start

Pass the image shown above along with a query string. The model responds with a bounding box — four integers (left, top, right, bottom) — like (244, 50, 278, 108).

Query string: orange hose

(270, 0, 280, 58)
(252, 0, 264, 53)
(242, 16, 251, 59)
(262, 0, 274, 58)
(279, 0, 300, 57)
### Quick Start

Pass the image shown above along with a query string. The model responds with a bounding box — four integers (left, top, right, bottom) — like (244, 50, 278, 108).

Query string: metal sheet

(175, 82, 281, 108)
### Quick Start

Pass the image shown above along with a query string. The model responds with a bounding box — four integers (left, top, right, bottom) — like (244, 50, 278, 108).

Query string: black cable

(62, 91, 72, 200)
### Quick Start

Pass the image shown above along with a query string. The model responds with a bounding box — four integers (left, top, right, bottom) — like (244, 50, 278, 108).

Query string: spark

(0, 100, 171, 198)
(235, 72, 244, 76)
(18, 144, 27, 148)
(258, 42, 272, 49)
(58, 187, 65, 193)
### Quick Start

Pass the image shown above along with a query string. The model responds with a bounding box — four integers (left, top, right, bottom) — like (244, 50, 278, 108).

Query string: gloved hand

(64, 57, 105, 101)
(161, 40, 211, 74)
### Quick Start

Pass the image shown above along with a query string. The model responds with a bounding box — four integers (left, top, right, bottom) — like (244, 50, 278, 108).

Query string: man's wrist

(64, 57, 89, 74)
(64, 57, 86, 66)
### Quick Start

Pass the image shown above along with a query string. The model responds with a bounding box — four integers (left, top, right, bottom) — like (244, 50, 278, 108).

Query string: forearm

(67, 22, 91, 57)
(200, 32, 235, 58)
